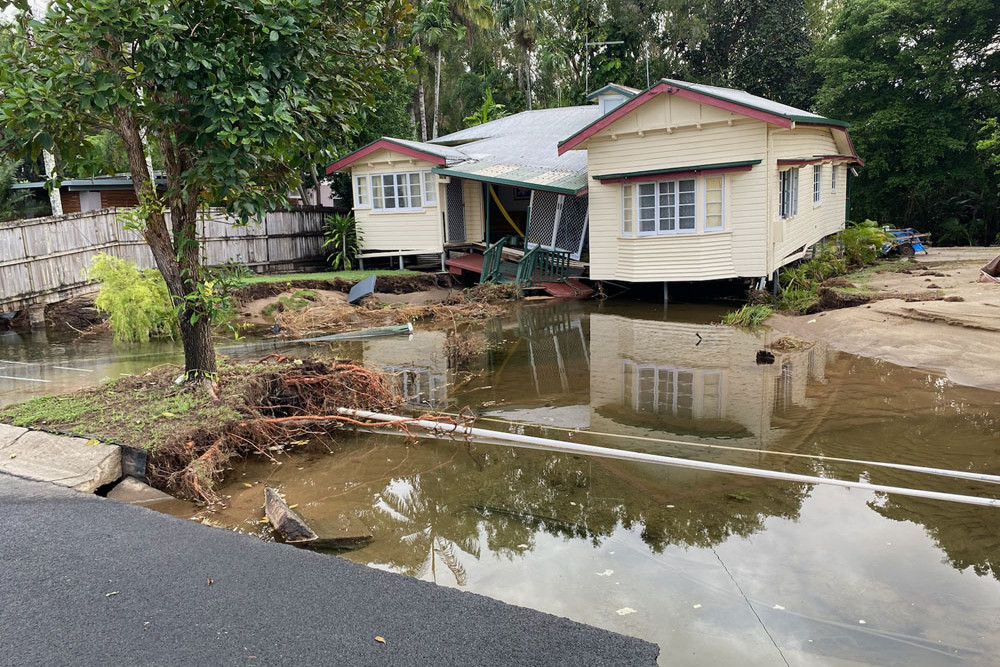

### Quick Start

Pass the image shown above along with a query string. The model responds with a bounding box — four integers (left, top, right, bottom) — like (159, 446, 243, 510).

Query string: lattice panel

(527, 190, 559, 248)
(555, 194, 588, 260)
(446, 179, 465, 243)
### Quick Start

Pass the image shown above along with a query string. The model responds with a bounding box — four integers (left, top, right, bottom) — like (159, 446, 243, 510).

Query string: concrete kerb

(0, 423, 122, 493)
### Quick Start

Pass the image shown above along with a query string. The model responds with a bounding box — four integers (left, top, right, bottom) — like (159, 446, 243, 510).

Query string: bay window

(622, 176, 722, 236)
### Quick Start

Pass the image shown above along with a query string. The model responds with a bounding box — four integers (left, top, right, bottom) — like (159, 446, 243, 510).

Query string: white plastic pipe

(338, 408, 1000, 509)
(470, 416, 1000, 486)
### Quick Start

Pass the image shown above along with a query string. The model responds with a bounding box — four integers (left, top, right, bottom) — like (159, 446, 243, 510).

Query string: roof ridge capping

(585, 83, 641, 101)
(559, 78, 852, 155)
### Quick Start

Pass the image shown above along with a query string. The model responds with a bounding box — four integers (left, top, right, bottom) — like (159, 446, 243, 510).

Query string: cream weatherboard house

(326, 79, 861, 290)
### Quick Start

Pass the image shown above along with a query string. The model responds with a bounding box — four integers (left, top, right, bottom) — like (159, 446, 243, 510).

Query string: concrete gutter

(0, 423, 121, 492)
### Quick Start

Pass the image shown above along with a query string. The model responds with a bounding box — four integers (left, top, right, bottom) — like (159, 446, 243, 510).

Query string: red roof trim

(558, 82, 799, 155)
(325, 139, 448, 175)
(558, 83, 672, 155)
(595, 163, 756, 185)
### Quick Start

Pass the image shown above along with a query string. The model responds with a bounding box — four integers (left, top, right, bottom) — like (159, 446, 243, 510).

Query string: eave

(592, 160, 762, 184)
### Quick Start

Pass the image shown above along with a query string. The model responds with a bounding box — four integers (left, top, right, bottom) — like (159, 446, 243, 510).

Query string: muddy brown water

(3, 301, 999, 666)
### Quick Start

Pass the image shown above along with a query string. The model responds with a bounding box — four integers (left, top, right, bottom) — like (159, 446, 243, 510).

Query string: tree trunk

(114, 107, 217, 379)
(41, 149, 62, 216)
(417, 78, 428, 142)
(432, 48, 442, 139)
(310, 163, 322, 206)
(524, 48, 533, 111)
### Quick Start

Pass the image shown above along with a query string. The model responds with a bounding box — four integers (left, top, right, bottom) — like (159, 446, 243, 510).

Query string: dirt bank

(240, 282, 518, 338)
(0, 357, 400, 503)
(769, 247, 1000, 391)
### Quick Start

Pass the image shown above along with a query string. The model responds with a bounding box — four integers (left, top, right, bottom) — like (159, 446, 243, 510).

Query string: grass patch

(241, 270, 420, 284)
(722, 304, 773, 328)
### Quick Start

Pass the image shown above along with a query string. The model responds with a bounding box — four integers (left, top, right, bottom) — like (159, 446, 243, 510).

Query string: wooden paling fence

(0, 206, 335, 313)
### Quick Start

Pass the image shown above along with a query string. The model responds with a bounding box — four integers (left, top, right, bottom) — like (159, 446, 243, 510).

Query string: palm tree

(414, 1, 466, 139)
(494, 0, 542, 110)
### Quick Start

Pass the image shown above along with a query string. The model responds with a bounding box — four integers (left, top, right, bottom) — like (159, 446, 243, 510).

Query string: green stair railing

(515, 245, 540, 286)
(480, 238, 506, 283)
(533, 247, 570, 282)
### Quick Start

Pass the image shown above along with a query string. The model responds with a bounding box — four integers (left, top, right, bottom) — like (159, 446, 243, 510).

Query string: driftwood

(265, 487, 318, 544)
(264, 486, 374, 550)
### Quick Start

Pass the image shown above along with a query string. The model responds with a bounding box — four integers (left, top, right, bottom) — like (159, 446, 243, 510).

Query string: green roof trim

(432, 166, 587, 195)
(593, 159, 762, 181)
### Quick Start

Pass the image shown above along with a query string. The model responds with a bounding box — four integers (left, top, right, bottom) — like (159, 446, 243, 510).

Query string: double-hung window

(371, 172, 423, 211)
(423, 172, 437, 205)
(812, 165, 822, 205)
(779, 168, 799, 219)
(354, 175, 370, 208)
(636, 179, 696, 235)
(704, 177, 724, 231)
(622, 184, 634, 235)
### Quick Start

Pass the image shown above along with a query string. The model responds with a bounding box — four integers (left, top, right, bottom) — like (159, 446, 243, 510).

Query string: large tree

(0, 0, 411, 380)
(812, 0, 1000, 243)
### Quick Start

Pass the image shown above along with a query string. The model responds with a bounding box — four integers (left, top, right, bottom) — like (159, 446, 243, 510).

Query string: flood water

(3, 301, 999, 666)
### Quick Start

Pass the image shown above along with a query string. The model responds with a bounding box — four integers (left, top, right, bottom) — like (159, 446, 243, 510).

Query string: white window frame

(354, 174, 370, 209)
(812, 164, 822, 206)
(704, 176, 724, 231)
(831, 165, 838, 192)
(779, 168, 799, 219)
(423, 171, 437, 205)
(634, 178, 697, 237)
(371, 171, 424, 212)
(622, 361, 723, 420)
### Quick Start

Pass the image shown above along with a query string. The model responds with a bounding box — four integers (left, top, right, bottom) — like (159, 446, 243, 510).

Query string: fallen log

(265, 487, 319, 545)
(264, 487, 374, 550)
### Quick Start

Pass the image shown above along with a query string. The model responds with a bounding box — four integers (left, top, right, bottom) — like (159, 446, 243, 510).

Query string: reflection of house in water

(362, 330, 450, 408)
(589, 313, 830, 445)
(512, 305, 590, 397)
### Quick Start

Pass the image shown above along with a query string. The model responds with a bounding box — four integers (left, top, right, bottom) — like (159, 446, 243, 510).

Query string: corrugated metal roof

(428, 106, 600, 193)
(12, 175, 167, 190)
(660, 79, 842, 125)
(379, 137, 468, 163)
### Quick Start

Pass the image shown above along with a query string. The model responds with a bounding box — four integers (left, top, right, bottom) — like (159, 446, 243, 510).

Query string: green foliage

(812, 0, 1000, 245)
(722, 304, 773, 328)
(463, 89, 508, 126)
(687, 0, 815, 109)
(0, 159, 32, 222)
(838, 220, 890, 267)
(774, 223, 889, 312)
(323, 214, 362, 271)
(177, 261, 250, 330)
(89, 254, 178, 343)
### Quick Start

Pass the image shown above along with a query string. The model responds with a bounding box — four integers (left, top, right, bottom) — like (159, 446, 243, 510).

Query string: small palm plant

(322, 213, 362, 270)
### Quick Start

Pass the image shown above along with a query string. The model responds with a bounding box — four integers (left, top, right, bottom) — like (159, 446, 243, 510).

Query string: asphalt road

(0, 474, 659, 666)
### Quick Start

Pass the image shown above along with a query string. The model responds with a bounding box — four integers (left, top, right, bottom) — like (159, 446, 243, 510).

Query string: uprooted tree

(0, 0, 413, 380)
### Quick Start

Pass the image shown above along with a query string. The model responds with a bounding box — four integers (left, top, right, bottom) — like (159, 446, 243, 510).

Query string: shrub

(323, 213, 362, 270)
(839, 220, 890, 267)
(722, 304, 773, 328)
(89, 254, 177, 342)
